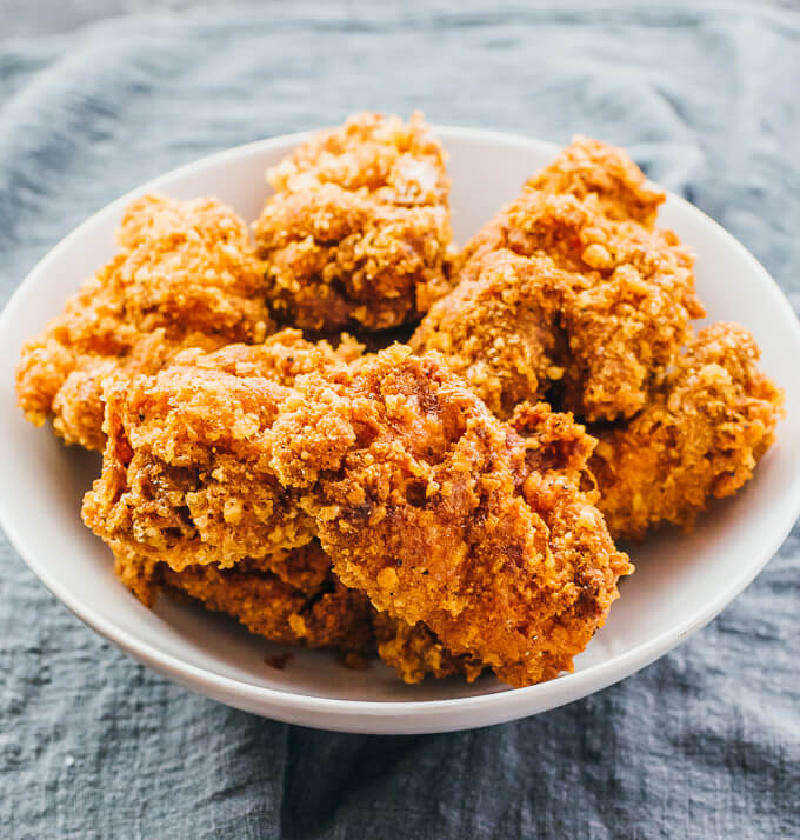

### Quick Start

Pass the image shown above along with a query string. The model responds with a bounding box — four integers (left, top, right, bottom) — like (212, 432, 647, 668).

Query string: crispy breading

(16, 194, 273, 450)
(373, 614, 484, 684)
(410, 249, 572, 417)
(84, 338, 629, 687)
(527, 135, 665, 227)
(416, 180, 703, 421)
(81, 335, 358, 581)
(81, 333, 478, 681)
(590, 323, 785, 540)
(163, 558, 375, 654)
(254, 112, 453, 331)
(114, 537, 374, 651)
(269, 347, 632, 688)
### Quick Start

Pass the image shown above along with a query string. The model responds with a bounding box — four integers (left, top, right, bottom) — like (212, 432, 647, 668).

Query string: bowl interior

(1, 128, 798, 709)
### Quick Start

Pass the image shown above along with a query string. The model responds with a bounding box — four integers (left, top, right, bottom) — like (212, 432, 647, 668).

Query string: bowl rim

(2, 124, 799, 724)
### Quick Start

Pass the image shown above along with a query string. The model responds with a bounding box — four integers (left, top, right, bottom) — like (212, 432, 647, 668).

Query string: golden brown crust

(16, 194, 274, 450)
(416, 154, 703, 421)
(590, 323, 785, 539)
(84, 336, 630, 687)
(410, 250, 571, 417)
(254, 112, 453, 331)
(114, 538, 375, 652)
(269, 346, 632, 687)
(81, 335, 358, 578)
(161, 560, 375, 653)
(373, 614, 483, 684)
(527, 135, 665, 227)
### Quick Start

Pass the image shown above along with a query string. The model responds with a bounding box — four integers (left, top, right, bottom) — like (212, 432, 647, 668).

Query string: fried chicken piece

(85, 336, 629, 686)
(410, 249, 572, 417)
(164, 564, 375, 653)
(269, 347, 632, 688)
(373, 614, 484, 684)
(254, 112, 453, 331)
(114, 535, 374, 651)
(590, 323, 785, 540)
(82, 334, 358, 581)
(415, 182, 703, 421)
(527, 135, 665, 227)
(16, 194, 273, 450)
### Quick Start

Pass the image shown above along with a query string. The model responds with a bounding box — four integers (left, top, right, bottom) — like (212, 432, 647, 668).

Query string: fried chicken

(373, 614, 484, 684)
(269, 347, 632, 687)
(253, 112, 453, 331)
(81, 333, 359, 589)
(413, 139, 704, 422)
(410, 249, 572, 418)
(16, 194, 274, 450)
(112, 534, 375, 652)
(83, 335, 629, 687)
(590, 323, 785, 540)
(165, 564, 375, 653)
(83, 331, 488, 681)
(527, 135, 665, 227)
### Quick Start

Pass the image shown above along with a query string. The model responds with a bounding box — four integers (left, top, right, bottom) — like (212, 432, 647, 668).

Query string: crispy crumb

(590, 323, 785, 539)
(413, 137, 704, 421)
(265, 652, 293, 670)
(16, 194, 274, 450)
(526, 134, 665, 227)
(269, 346, 632, 687)
(254, 112, 453, 331)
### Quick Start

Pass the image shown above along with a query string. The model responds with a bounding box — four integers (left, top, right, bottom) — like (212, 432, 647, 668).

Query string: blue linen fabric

(0, 2, 798, 838)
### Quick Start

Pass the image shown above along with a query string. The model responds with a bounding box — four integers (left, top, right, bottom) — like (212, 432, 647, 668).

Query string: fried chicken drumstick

(254, 112, 453, 332)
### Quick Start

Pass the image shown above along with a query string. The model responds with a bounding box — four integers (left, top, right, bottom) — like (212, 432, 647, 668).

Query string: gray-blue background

(1, 2, 798, 838)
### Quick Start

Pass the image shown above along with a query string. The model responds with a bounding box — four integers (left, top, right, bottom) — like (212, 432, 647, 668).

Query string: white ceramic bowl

(1, 127, 799, 734)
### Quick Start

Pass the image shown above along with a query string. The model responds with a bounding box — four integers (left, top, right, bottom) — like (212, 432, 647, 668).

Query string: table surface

(1, 2, 798, 839)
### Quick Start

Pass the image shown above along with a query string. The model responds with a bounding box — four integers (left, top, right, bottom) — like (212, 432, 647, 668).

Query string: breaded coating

(374, 614, 483, 684)
(82, 334, 358, 582)
(591, 323, 785, 540)
(254, 112, 453, 331)
(410, 249, 571, 417)
(416, 182, 703, 421)
(16, 194, 273, 450)
(163, 563, 374, 652)
(114, 536, 374, 651)
(527, 135, 665, 227)
(269, 347, 632, 687)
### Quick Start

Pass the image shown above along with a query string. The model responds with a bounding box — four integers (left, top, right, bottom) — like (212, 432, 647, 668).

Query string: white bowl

(1, 127, 799, 734)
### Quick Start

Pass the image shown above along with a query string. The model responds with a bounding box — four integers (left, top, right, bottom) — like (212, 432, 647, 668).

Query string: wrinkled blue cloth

(1, 3, 798, 838)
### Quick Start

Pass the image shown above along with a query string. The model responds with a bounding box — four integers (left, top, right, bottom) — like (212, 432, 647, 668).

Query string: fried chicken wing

(254, 112, 453, 331)
(16, 194, 274, 450)
(527, 135, 665, 227)
(415, 180, 703, 421)
(590, 323, 784, 539)
(269, 347, 632, 687)
(81, 333, 358, 583)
